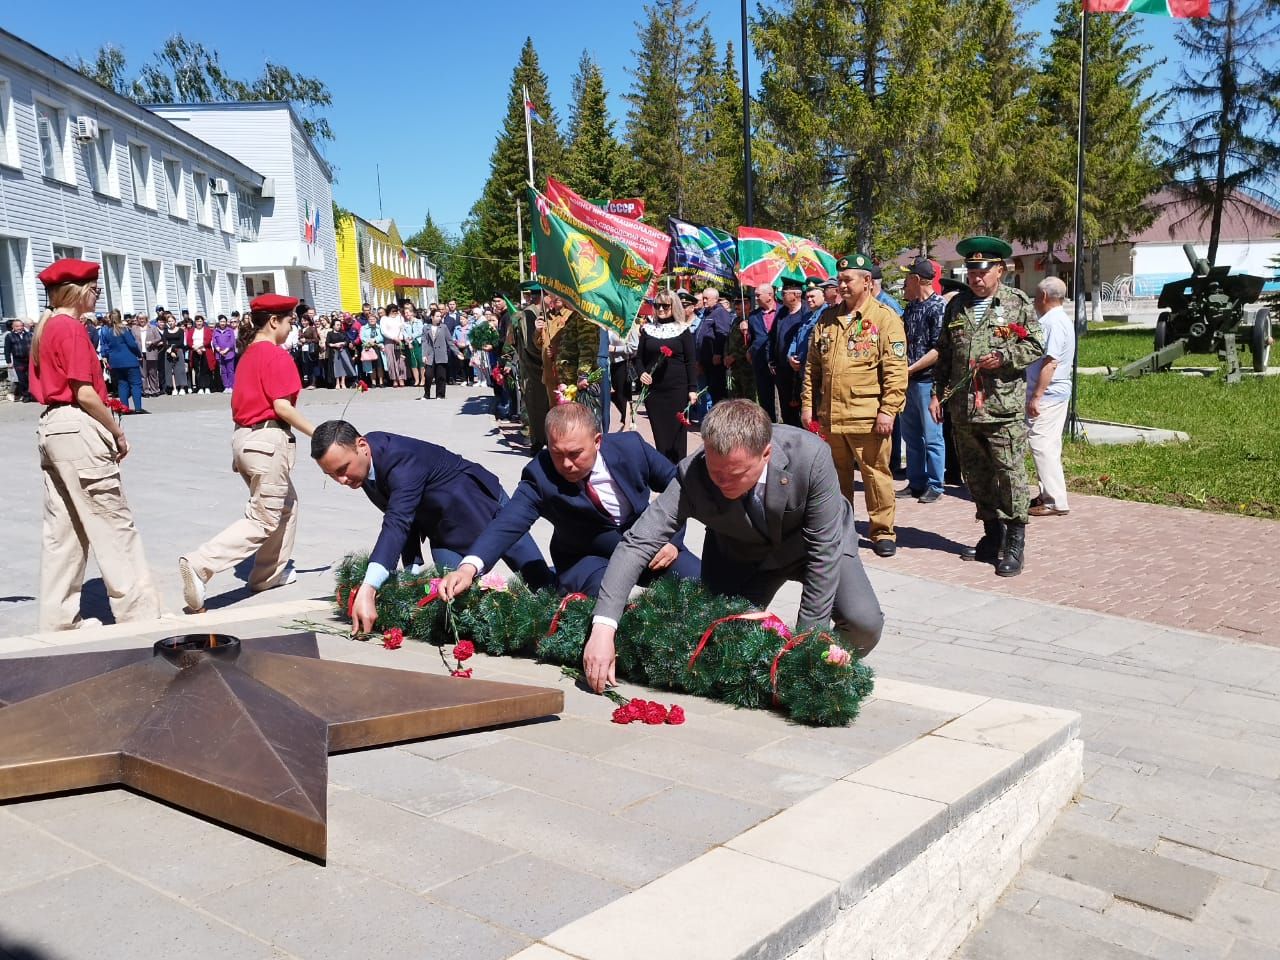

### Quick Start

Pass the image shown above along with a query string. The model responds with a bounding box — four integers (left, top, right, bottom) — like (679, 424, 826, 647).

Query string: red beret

(250, 293, 300, 315)
(38, 258, 100, 287)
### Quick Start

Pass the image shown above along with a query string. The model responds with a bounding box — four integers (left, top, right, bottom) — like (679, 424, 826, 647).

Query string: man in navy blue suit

(438, 403, 700, 601)
(310, 420, 551, 632)
(747, 284, 779, 422)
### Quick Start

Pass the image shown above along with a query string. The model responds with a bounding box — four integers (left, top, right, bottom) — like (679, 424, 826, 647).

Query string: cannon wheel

(1252, 309, 1272, 373)
(1153, 314, 1173, 370)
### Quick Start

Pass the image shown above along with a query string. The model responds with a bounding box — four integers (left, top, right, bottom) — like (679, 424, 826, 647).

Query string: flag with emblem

(529, 187, 653, 337)
(736, 227, 837, 288)
(667, 217, 738, 283)
(1083, 0, 1207, 15)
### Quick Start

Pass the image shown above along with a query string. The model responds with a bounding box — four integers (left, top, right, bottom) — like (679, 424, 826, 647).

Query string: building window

(130, 142, 154, 209)
(236, 188, 259, 241)
(52, 243, 82, 262)
(35, 100, 68, 182)
(82, 125, 118, 197)
(174, 263, 193, 313)
(0, 235, 30, 320)
(193, 172, 213, 227)
(217, 187, 233, 234)
(226, 271, 241, 313)
(0, 78, 17, 169)
(142, 259, 163, 315)
(101, 253, 130, 314)
(164, 157, 186, 219)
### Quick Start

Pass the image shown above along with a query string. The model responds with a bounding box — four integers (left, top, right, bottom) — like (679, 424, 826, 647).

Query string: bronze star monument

(0, 632, 562, 859)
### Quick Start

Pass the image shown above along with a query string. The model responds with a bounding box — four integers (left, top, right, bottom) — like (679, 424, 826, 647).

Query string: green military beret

(956, 235, 1012, 269)
(803, 277, 825, 292)
(519, 280, 543, 293)
(836, 252, 873, 272)
(779, 277, 805, 291)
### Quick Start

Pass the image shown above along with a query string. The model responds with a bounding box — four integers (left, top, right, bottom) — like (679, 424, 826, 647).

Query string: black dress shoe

(917, 487, 943, 504)
(896, 487, 923, 499)
(872, 539, 897, 557)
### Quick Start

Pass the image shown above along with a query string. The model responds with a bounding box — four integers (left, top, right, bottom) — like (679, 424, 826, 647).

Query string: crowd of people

(23, 235, 1075, 679)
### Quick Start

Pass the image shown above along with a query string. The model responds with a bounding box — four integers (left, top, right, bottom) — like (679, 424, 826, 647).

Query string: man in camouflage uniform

(930, 236, 1044, 577)
(512, 280, 550, 454)
(801, 252, 908, 557)
(724, 288, 757, 401)
(542, 294, 601, 404)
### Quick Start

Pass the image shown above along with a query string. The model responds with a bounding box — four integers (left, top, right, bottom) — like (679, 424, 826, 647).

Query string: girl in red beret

(30, 259, 161, 630)
(179, 294, 315, 612)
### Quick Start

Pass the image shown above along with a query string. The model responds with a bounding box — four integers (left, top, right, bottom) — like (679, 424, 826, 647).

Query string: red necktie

(583, 480, 614, 523)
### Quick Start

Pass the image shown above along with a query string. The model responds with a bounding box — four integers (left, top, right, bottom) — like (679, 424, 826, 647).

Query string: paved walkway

(1, 387, 1278, 959)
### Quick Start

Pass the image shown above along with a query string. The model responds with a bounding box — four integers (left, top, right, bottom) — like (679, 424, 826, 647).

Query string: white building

(0, 29, 264, 323)
(151, 102, 339, 310)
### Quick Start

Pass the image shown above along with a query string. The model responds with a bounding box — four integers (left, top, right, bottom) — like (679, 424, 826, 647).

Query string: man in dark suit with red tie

(310, 420, 552, 632)
(438, 403, 700, 601)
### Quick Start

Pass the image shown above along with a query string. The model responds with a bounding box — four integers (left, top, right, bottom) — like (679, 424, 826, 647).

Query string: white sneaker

(254, 560, 297, 592)
(179, 557, 207, 612)
(75, 617, 104, 630)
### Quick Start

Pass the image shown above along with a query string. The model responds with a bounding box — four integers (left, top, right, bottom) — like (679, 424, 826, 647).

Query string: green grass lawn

(1075, 327, 1277, 370)
(1063, 373, 1280, 518)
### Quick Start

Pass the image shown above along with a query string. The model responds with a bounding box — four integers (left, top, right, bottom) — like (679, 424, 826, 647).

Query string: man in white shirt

(1026, 276, 1074, 517)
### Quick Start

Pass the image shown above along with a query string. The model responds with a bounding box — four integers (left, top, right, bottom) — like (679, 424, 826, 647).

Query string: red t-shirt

(232, 340, 301, 427)
(30, 313, 108, 405)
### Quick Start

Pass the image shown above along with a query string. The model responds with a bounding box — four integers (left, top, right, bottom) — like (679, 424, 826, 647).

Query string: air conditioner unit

(194, 257, 209, 277)
(75, 117, 99, 141)
(259, 177, 276, 199)
(212, 177, 230, 195)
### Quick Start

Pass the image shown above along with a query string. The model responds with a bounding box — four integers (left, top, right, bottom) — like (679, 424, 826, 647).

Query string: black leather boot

(962, 520, 1003, 562)
(996, 522, 1026, 577)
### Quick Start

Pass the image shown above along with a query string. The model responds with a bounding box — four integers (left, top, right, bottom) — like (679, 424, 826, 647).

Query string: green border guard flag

(1084, 0, 1207, 15)
(529, 186, 653, 337)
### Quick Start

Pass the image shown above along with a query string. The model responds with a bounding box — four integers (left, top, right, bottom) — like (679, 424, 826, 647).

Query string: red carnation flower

(454, 640, 475, 662)
(611, 706, 634, 725)
(676, 412, 691, 427)
(1007, 322, 1029, 340)
(358, 380, 370, 392)
(660, 345, 674, 358)
(666, 705, 686, 725)
(382, 628, 404, 650)
(643, 701, 669, 725)
(806, 420, 827, 441)
(450, 668, 473, 678)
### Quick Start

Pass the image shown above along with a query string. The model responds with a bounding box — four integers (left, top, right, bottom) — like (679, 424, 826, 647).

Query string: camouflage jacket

(933, 285, 1044, 424)
(543, 307, 600, 390)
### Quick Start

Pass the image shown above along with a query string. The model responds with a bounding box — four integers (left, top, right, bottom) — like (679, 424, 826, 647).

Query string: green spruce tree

(1165, 0, 1280, 267)
(1010, 2, 1162, 278)
(470, 38, 565, 295)
(406, 212, 469, 306)
(625, 0, 706, 222)
(683, 31, 744, 229)
(564, 52, 630, 201)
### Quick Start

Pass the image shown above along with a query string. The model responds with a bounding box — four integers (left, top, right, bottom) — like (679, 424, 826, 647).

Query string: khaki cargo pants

(186, 425, 298, 590)
(37, 406, 161, 631)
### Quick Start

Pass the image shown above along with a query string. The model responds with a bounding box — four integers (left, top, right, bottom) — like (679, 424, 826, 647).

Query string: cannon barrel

(1183, 242, 1210, 278)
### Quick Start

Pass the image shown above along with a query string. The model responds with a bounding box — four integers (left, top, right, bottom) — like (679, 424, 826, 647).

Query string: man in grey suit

(582, 399, 884, 692)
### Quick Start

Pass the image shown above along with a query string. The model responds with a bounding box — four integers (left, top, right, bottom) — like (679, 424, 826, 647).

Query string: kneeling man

(582, 399, 883, 692)
(311, 420, 551, 631)
(440, 403, 700, 601)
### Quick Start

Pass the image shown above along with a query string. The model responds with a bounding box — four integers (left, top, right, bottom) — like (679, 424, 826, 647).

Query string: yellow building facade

(335, 212, 438, 313)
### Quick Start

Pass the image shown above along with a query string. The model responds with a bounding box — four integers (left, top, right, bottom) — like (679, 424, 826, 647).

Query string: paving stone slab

(545, 847, 839, 960)
(617, 784, 777, 847)
(0, 810, 97, 895)
(0, 864, 274, 959)
(326, 789, 515, 893)
(1033, 828, 1219, 921)
(1201, 880, 1280, 946)
(428, 854, 629, 938)
(205, 862, 525, 960)
(443, 738, 673, 813)
(959, 907, 1152, 960)
(328, 745, 511, 815)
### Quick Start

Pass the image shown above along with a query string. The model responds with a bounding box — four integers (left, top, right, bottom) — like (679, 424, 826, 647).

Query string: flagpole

(1068, 3, 1089, 441)
(516, 198, 525, 283)
(740, 0, 754, 227)
(522, 84, 536, 189)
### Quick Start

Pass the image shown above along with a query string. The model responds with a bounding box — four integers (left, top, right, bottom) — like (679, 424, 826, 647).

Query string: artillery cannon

(1108, 243, 1272, 383)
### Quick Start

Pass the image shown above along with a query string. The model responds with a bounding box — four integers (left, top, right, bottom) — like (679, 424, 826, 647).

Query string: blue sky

(6, 0, 1181, 240)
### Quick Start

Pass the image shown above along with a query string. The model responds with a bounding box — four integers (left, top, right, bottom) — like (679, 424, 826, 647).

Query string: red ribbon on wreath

(687, 611, 779, 671)
(769, 633, 813, 705)
(547, 593, 590, 637)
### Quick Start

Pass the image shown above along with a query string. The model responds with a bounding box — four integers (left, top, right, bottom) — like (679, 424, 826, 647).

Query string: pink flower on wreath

(822, 643, 852, 667)
(478, 571, 509, 592)
(417, 578, 443, 607)
(760, 614, 792, 640)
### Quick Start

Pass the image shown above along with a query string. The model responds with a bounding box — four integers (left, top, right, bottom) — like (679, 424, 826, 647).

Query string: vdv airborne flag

(529, 187, 653, 338)
(667, 217, 739, 283)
